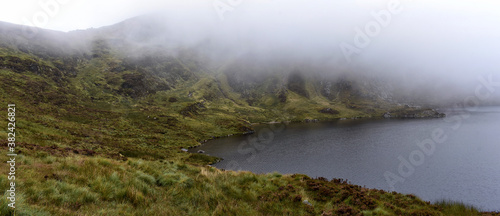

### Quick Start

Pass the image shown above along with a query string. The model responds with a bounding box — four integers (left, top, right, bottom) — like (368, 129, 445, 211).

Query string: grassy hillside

(0, 21, 495, 215)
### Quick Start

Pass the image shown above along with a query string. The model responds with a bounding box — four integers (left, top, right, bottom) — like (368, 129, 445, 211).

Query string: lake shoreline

(188, 106, 499, 211)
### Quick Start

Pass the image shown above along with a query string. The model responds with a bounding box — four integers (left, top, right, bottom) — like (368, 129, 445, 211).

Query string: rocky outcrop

(0, 55, 68, 82)
(319, 108, 340, 115)
(304, 119, 319, 123)
(180, 102, 206, 117)
(383, 108, 445, 119)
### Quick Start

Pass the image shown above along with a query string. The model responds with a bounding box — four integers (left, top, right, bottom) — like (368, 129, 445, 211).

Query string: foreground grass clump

(0, 151, 493, 216)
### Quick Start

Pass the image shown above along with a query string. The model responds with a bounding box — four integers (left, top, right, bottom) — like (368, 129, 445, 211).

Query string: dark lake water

(191, 106, 500, 211)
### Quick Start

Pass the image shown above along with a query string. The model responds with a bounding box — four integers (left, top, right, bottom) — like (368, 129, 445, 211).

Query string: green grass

(435, 200, 482, 216)
(2, 153, 486, 215)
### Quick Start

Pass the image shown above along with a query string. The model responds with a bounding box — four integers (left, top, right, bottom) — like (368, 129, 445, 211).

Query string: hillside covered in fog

(1, 2, 499, 214)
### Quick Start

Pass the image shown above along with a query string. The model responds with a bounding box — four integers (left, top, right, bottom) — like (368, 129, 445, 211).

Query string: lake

(190, 106, 500, 211)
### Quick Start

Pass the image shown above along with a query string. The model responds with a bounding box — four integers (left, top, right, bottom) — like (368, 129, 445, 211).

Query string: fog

(5, 0, 500, 105)
(136, 0, 500, 105)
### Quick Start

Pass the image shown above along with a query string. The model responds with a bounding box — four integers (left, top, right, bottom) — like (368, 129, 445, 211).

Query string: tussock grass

(435, 200, 481, 216)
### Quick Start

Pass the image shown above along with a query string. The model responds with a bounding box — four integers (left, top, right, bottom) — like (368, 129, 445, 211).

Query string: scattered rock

(243, 131, 255, 135)
(302, 200, 313, 206)
(181, 148, 188, 152)
(197, 150, 205, 154)
(304, 119, 319, 123)
(383, 112, 391, 118)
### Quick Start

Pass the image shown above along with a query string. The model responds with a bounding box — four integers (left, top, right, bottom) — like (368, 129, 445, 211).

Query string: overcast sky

(0, 0, 205, 31)
(2, 0, 498, 32)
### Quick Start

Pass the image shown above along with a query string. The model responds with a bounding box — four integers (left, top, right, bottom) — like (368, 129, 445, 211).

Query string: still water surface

(191, 106, 500, 211)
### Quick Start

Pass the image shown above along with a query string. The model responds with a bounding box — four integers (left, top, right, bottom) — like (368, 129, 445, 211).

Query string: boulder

(383, 112, 391, 118)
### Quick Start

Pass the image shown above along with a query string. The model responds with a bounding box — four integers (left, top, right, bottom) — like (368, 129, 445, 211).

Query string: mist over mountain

(3, 2, 500, 215)
(2, 0, 500, 107)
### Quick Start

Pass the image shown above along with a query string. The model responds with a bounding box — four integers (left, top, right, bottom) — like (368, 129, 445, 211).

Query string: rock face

(287, 71, 309, 98)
